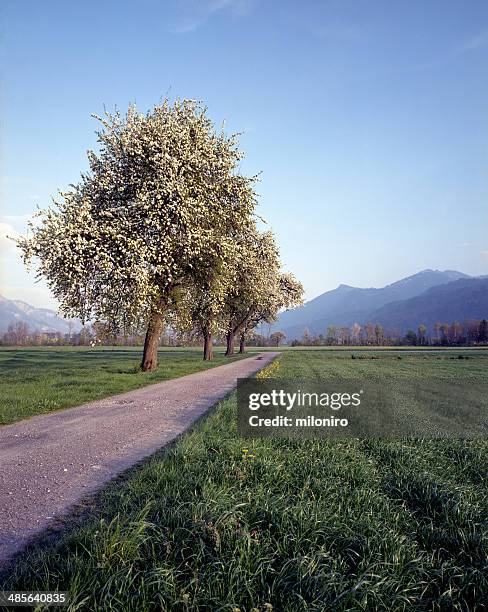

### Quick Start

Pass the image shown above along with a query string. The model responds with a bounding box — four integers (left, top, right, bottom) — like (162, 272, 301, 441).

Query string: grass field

(1, 348, 487, 610)
(0, 347, 248, 425)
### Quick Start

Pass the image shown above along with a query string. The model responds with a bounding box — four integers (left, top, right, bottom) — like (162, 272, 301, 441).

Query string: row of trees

(5, 317, 487, 348)
(0, 321, 287, 348)
(407, 319, 488, 346)
(0, 320, 147, 347)
(291, 319, 488, 347)
(16, 101, 303, 369)
(0, 319, 290, 348)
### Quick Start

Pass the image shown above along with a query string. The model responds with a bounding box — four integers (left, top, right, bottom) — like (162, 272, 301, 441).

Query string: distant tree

(302, 328, 311, 346)
(78, 325, 93, 346)
(270, 331, 286, 347)
(466, 319, 481, 344)
(339, 326, 351, 345)
(434, 322, 441, 343)
(365, 322, 375, 345)
(31, 330, 43, 346)
(326, 325, 337, 345)
(450, 321, 463, 344)
(440, 323, 450, 345)
(374, 324, 384, 346)
(405, 330, 417, 346)
(417, 324, 427, 346)
(351, 323, 361, 344)
(247, 332, 266, 347)
(91, 321, 115, 345)
(5, 320, 29, 345)
(479, 319, 488, 342)
(67, 320, 74, 342)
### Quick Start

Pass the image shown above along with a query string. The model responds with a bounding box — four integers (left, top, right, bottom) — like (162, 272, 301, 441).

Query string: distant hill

(370, 278, 488, 335)
(3, 269, 486, 339)
(0, 295, 82, 333)
(271, 269, 474, 340)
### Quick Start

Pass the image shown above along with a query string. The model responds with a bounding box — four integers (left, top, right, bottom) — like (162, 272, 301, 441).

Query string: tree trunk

(203, 330, 213, 361)
(225, 330, 235, 356)
(239, 334, 245, 354)
(141, 303, 166, 372)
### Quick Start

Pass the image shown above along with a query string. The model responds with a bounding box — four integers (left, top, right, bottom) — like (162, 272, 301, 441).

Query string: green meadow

(1, 348, 487, 610)
(0, 347, 246, 425)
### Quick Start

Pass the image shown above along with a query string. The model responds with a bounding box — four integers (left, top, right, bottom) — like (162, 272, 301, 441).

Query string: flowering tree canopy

(172, 250, 236, 361)
(222, 230, 304, 355)
(17, 100, 257, 370)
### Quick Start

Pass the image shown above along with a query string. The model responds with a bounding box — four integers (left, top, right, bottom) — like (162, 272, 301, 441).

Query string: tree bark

(225, 330, 235, 356)
(239, 333, 245, 354)
(141, 299, 166, 372)
(203, 330, 213, 361)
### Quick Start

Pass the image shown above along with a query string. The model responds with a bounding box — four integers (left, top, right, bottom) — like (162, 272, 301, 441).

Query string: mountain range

(1, 268, 487, 338)
(0, 294, 82, 334)
(272, 269, 488, 340)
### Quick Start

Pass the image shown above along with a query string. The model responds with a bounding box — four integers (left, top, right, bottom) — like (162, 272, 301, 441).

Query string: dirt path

(0, 352, 278, 566)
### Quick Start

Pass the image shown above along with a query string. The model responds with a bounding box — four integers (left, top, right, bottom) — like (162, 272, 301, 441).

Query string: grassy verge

(1, 349, 487, 610)
(0, 347, 247, 425)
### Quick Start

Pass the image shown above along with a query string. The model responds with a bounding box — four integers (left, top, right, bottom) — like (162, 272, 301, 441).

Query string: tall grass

(1, 349, 487, 610)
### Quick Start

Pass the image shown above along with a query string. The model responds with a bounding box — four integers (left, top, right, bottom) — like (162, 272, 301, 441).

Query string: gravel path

(0, 352, 278, 566)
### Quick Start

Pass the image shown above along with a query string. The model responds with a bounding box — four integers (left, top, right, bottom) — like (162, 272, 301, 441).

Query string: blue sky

(1, 0, 488, 308)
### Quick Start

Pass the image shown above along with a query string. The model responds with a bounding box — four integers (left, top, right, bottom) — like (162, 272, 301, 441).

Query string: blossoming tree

(17, 101, 256, 370)
(222, 230, 304, 355)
